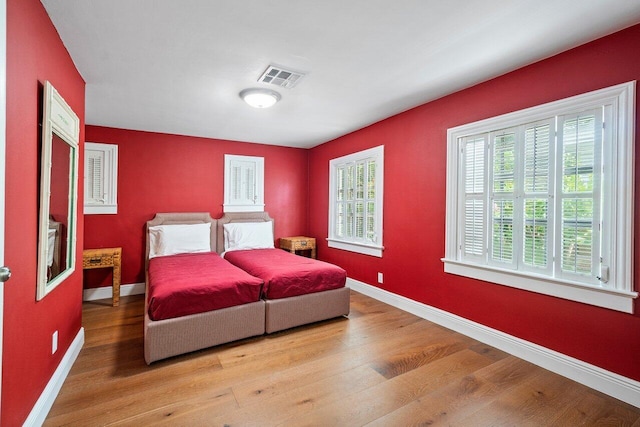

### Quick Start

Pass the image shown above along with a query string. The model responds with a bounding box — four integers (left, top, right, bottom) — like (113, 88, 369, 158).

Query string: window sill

(442, 258, 637, 313)
(222, 204, 265, 213)
(84, 204, 117, 215)
(327, 238, 383, 257)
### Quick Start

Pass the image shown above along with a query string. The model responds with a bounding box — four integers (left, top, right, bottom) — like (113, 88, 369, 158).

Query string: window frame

(328, 145, 384, 257)
(223, 154, 265, 213)
(84, 142, 118, 215)
(443, 82, 637, 313)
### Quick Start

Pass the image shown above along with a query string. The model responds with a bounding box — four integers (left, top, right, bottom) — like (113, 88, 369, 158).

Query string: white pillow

(148, 222, 211, 259)
(223, 221, 274, 252)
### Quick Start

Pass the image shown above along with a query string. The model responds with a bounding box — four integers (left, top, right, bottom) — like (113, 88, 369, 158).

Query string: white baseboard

(23, 328, 85, 426)
(347, 278, 640, 408)
(83, 282, 145, 302)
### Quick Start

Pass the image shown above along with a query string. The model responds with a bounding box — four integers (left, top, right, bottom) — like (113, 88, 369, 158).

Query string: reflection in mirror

(48, 134, 71, 282)
(37, 81, 79, 300)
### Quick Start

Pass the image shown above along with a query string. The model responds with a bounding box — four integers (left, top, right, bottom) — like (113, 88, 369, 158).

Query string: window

(328, 146, 384, 257)
(84, 142, 118, 214)
(443, 82, 637, 313)
(223, 154, 264, 212)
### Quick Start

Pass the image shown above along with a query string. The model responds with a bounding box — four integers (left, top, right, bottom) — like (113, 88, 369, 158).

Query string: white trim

(0, 0, 6, 413)
(222, 203, 266, 213)
(327, 238, 383, 257)
(614, 81, 636, 296)
(347, 278, 640, 408)
(83, 282, 145, 301)
(442, 259, 636, 313)
(23, 328, 84, 426)
(84, 205, 117, 214)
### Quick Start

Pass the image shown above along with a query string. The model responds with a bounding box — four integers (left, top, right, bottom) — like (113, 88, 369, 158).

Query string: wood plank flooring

(45, 291, 640, 426)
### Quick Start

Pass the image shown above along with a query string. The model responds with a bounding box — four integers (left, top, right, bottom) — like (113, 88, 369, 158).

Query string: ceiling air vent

(258, 65, 305, 89)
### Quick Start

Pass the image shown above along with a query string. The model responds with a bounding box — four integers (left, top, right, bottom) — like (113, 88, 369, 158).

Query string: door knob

(0, 266, 11, 283)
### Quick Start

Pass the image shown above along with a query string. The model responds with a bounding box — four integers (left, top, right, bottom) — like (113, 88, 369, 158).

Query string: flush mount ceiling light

(239, 88, 281, 108)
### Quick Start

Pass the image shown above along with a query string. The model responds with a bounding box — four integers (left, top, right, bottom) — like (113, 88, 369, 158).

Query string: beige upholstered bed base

(144, 296, 265, 364)
(144, 212, 349, 364)
(265, 286, 350, 333)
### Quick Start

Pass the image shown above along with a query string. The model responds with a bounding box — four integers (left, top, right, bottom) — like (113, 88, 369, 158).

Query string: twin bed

(143, 212, 350, 364)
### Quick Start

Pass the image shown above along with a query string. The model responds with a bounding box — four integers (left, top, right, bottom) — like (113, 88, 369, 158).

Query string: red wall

(83, 126, 309, 288)
(3, 0, 85, 424)
(309, 24, 640, 381)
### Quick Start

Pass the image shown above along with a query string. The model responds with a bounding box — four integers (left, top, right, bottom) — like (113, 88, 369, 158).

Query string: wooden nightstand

(82, 247, 122, 306)
(279, 236, 316, 259)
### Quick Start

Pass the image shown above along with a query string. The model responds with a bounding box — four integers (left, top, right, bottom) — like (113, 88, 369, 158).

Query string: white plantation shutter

(366, 161, 376, 240)
(492, 132, 516, 193)
(461, 135, 486, 260)
(356, 162, 365, 199)
(345, 164, 354, 238)
(335, 166, 346, 238)
(355, 161, 365, 239)
(463, 121, 572, 272)
(487, 121, 554, 273)
(346, 200, 354, 237)
(229, 160, 256, 205)
(232, 165, 242, 200)
(334, 159, 377, 242)
(245, 167, 255, 202)
(476, 117, 598, 275)
(557, 110, 602, 284)
(87, 152, 104, 203)
(489, 130, 516, 266)
(522, 120, 554, 272)
(464, 199, 484, 256)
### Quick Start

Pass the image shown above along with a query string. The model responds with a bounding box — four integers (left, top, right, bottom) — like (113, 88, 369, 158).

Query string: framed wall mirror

(36, 81, 80, 300)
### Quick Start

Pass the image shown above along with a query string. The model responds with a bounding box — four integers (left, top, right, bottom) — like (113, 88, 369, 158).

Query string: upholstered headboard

(216, 212, 274, 254)
(145, 212, 217, 268)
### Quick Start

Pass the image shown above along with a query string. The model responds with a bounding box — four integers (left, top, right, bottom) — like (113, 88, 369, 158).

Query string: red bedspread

(224, 249, 346, 299)
(147, 252, 263, 321)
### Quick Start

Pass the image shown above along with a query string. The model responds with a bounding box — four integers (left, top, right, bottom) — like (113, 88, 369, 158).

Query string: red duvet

(148, 252, 263, 321)
(224, 249, 346, 299)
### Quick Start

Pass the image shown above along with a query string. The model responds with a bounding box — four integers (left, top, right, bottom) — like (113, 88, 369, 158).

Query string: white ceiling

(42, 0, 640, 149)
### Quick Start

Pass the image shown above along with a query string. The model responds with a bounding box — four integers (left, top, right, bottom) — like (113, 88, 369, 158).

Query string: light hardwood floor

(45, 291, 640, 426)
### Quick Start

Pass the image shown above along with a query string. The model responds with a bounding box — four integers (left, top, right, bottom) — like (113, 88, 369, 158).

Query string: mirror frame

(36, 81, 80, 300)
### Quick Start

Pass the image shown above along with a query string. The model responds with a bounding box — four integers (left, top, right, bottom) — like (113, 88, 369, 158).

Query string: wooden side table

(279, 236, 316, 259)
(82, 247, 122, 306)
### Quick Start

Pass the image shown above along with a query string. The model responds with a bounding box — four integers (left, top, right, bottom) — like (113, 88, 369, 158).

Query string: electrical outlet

(377, 272, 384, 284)
(52, 331, 58, 355)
